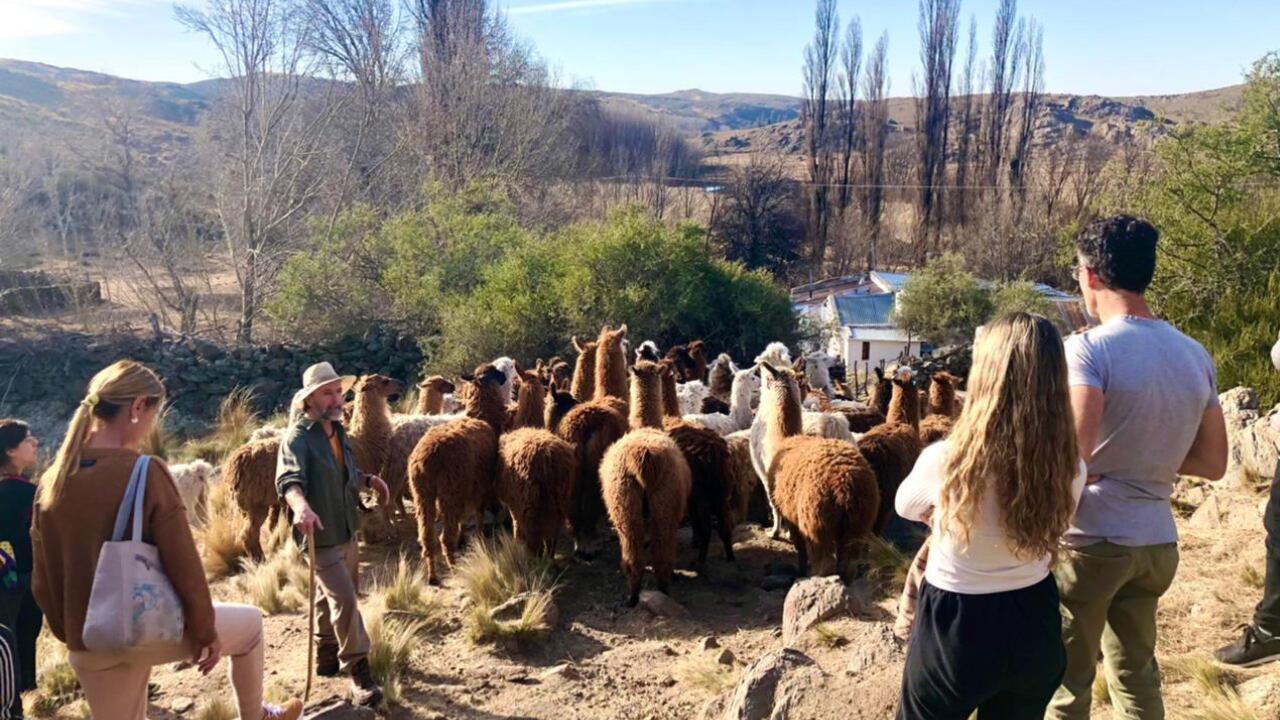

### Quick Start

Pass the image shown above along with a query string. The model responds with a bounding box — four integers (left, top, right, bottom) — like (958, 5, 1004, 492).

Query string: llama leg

(242, 504, 268, 562)
(652, 519, 680, 598)
(414, 489, 440, 585)
(717, 508, 736, 563)
(691, 499, 712, 567)
(809, 535, 837, 578)
(763, 478, 785, 540)
(787, 521, 809, 577)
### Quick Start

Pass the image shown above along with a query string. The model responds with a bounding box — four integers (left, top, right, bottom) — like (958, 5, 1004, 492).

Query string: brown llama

(547, 357, 573, 389)
(600, 428, 691, 605)
(416, 376, 456, 415)
(707, 353, 735, 402)
(594, 324, 629, 403)
(919, 371, 960, 445)
(757, 362, 879, 578)
(546, 382, 628, 556)
(497, 428, 576, 557)
(570, 336, 598, 402)
(632, 358, 739, 565)
(857, 370, 924, 533)
(687, 340, 710, 382)
(868, 366, 893, 417)
(406, 364, 507, 584)
(658, 360, 682, 419)
(228, 374, 402, 560)
(509, 362, 546, 430)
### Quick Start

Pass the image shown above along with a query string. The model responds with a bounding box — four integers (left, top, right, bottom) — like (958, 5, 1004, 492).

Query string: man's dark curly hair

(1074, 214, 1159, 294)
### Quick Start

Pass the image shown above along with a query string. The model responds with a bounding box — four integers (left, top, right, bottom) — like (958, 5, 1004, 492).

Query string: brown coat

(31, 448, 216, 651)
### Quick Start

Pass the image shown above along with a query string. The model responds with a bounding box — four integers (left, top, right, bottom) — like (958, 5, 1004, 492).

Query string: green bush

(271, 188, 799, 374)
(894, 253, 994, 345)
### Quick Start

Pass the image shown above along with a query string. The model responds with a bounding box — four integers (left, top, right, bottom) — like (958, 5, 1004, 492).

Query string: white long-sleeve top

(895, 441, 1088, 595)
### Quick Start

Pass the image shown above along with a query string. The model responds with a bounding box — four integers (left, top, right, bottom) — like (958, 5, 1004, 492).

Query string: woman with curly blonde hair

(894, 313, 1087, 719)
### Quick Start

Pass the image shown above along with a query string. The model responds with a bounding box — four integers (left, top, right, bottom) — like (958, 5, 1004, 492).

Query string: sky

(1, 0, 1277, 98)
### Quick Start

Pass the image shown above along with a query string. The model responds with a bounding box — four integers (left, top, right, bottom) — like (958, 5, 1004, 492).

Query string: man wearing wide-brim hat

(276, 362, 389, 708)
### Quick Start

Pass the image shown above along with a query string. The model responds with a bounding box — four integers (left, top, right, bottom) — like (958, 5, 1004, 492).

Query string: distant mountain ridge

(0, 58, 1245, 162)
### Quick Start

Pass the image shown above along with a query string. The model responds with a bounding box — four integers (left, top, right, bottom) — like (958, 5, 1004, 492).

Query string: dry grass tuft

(812, 622, 849, 648)
(1241, 564, 1265, 590)
(366, 609, 426, 706)
(197, 478, 249, 579)
(862, 536, 913, 589)
(181, 388, 262, 463)
(28, 632, 79, 716)
(230, 544, 308, 614)
(374, 555, 447, 631)
(193, 696, 238, 720)
(456, 534, 560, 645)
(141, 405, 179, 460)
(672, 653, 739, 695)
(1165, 655, 1241, 696)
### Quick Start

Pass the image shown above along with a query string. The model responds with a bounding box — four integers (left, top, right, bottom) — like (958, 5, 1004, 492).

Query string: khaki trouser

(69, 602, 265, 720)
(1046, 541, 1180, 720)
(313, 540, 371, 670)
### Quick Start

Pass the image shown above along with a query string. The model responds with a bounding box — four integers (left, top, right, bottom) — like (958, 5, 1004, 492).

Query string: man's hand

(366, 474, 391, 506)
(293, 503, 324, 534)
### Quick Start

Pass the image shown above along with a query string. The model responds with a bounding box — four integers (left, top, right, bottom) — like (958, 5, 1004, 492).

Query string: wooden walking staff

(305, 527, 317, 704)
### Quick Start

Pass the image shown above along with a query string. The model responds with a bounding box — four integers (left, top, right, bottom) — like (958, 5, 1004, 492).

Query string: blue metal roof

(871, 272, 911, 291)
(834, 293, 897, 327)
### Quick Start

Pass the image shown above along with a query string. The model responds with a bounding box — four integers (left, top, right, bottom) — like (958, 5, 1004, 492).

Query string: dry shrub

(672, 653, 739, 695)
(374, 555, 446, 631)
(194, 696, 237, 720)
(365, 609, 426, 706)
(28, 631, 79, 716)
(231, 545, 308, 614)
(863, 536, 912, 589)
(812, 622, 849, 648)
(455, 534, 559, 645)
(181, 388, 263, 464)
(197, 478, 249, 579)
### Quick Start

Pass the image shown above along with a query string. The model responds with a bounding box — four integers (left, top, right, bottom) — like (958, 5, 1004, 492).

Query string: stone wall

(0, 327, 423, 443)
(0, 270, 102, 316)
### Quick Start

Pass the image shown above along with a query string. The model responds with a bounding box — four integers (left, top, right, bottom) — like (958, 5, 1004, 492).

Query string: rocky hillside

(0, 58, 1244, 164)
(703, 87, 1244, 157)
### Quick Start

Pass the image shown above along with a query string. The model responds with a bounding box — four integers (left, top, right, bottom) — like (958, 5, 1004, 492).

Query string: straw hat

(290, 362, 356, 414)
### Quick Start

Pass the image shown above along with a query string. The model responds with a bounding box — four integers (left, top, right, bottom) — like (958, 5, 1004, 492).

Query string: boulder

(703, 648, 823, 720)
(1220, 387, 1279, 487)
(781, 576, 868, 646)
(845, 624, 904, 676)
(638, 589, 690, 619)
(1239, 673, 1280, 715)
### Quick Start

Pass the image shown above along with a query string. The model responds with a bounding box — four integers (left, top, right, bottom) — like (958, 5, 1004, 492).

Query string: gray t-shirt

(1064, 316, 1218, 547)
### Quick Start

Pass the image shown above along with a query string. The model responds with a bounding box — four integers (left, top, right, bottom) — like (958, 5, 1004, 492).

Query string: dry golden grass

(28, 631, 79, 717)
(180, 388, 262, 464)
(863, 536, 913, 589)
(455, 534, 560, 645)
(812, 622, 849, 648)
(366, 609, 427, 706)
(141, 405, 179, 460)
(197, 478, 249, 579)
(231, 547, 308, 614)
(374, 555, 447, 631)
(193, 696, 237, 720)
(672, 653, 739, 695)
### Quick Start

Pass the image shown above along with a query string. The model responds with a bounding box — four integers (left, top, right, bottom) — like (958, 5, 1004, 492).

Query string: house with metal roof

(794, 270, 1086, 368)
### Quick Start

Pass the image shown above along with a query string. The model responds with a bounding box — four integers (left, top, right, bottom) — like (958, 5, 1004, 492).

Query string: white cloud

(0, 0, 164, 40)
(506, 0, 670, 16)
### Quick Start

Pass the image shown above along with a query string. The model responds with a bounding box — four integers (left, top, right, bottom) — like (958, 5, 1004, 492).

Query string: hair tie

(82, 393, 100, 409)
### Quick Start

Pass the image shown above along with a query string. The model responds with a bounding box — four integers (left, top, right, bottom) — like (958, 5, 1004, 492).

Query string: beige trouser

(313, 540, 371, 670)
(69, 602, 265, 720)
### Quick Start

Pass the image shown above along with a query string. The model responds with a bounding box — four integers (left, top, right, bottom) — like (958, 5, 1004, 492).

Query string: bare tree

(712, 155, 804, 278)
(802, 0, 839, 272)
(303, 0, 405, 216)
(913, 0, 960, 258)
(835, 16, 863, 216)
(177, 0, 338, 344)
(951, 16, 979, 228)
(980, 0, 1024, 190)
(860, 33, 890, 272)
(404, 0, 575, 195)
(1008, 19, 1044, 212)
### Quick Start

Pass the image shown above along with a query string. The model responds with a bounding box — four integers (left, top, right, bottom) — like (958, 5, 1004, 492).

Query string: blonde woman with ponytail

(31, 361, 302, 720)
(893, 314, 1087, 720)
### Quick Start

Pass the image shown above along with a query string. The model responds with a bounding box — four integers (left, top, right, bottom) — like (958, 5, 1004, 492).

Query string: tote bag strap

(109, 456, 152, 542)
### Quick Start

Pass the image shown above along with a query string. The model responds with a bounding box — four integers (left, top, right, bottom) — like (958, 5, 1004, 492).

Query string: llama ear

(617, 324, 628, 337)
(549, 379, 559, 393)
(571, 336, 582, 353)
(759, 361, 779, 377)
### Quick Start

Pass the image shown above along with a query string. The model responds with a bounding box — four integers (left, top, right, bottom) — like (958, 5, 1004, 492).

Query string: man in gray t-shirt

(1048, 216, 1228, 720)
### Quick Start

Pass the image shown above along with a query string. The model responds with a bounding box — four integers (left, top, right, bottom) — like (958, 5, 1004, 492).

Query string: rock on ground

(781, 576, 871, 647)
(701, 647, 825, 720)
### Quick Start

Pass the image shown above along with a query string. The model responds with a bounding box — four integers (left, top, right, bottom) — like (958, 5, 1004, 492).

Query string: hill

(0, 58, 1246, 167)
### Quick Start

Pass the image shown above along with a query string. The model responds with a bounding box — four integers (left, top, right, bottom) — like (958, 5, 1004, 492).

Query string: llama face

(419, 376, 456, 395)
(357, 374, 405, 403)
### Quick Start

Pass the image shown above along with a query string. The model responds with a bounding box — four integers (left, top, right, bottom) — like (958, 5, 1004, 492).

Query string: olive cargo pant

(1046, 541, 1179, 720)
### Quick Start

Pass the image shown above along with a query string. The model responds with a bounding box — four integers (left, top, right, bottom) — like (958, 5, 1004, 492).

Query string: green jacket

(275, 418, 361, 549)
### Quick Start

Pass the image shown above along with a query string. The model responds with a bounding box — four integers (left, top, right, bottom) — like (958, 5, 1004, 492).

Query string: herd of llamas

(171, 325, 964, 606)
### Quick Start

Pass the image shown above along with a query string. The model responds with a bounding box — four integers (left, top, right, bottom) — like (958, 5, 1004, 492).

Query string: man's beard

(321, 406, 345, 422)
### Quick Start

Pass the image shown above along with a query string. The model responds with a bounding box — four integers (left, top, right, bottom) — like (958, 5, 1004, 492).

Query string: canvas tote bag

(82, 456, 186, 652)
